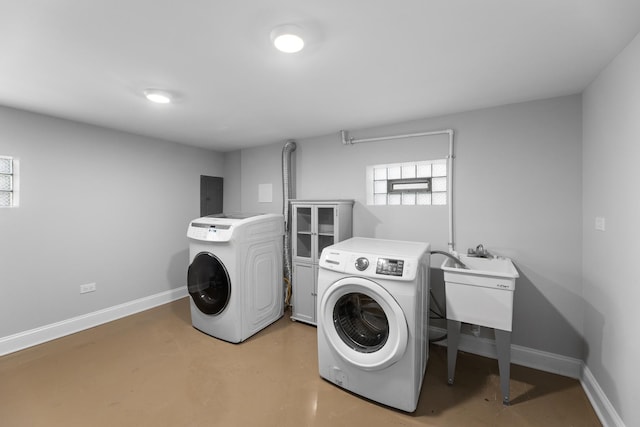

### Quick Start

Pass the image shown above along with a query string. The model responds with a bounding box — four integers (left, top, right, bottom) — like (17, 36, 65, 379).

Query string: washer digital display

(376, 258, 404, 276)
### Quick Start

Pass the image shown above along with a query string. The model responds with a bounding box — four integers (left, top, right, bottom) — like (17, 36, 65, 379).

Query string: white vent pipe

(340, 129, 456, 253)
(282, 140, 297, 304)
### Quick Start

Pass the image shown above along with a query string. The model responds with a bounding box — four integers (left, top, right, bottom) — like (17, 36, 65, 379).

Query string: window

(0, 156, 17, 207)
(366, 160, 447, 206)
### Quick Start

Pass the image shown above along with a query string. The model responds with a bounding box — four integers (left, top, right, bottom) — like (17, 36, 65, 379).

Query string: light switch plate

(258, 183, 272, 203)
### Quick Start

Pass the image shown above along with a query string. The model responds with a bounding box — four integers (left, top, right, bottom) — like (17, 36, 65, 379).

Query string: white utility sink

(441, 253, 519, 404)
(441, 254, 519, 331)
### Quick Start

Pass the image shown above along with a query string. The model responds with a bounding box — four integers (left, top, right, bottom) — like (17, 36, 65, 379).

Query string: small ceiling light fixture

(271, 24, 305, 53)
(144, 89, 172, 104)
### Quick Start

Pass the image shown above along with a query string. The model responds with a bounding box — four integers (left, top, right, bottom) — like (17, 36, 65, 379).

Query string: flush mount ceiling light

(143, 89, 172, 104)
(271, 25, 305, 53)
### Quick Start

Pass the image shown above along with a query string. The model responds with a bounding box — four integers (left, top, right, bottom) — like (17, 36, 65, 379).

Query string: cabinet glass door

(316, 207, 335, 261)
(295, 206, 312, 259)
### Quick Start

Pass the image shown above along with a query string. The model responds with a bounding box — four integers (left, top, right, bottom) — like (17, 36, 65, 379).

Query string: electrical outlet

(595, 217, 606, 231)
(80, 283, 96, 294)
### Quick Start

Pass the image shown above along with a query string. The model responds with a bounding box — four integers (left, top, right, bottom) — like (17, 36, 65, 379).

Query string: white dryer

(187, 213, 284, 343)
(317, 237, 430, 412)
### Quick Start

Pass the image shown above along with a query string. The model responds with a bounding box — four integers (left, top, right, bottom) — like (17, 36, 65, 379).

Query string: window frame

(387, 177, 432, 194)
(0, 156, 18, 208)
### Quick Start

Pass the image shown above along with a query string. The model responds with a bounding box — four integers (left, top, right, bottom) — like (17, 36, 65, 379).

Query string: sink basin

(441, 254, 519, 290)
(441, 254, 519, 331)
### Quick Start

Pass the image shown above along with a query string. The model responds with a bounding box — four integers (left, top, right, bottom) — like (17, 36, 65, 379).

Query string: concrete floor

(0, 298, 601, 426)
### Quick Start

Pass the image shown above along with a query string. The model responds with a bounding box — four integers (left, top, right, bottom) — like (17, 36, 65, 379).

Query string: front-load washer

(187, 213, 284, 343)
(317, 237, 430, 412)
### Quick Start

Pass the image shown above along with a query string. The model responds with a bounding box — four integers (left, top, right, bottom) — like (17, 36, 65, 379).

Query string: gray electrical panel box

(200, 175, 223, 217)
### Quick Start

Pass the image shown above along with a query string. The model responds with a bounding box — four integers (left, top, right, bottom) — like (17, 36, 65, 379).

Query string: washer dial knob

(355, 257, 369, 271)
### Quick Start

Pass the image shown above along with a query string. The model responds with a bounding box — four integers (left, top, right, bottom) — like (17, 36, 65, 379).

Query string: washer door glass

(188, 252, 231, 315)
(333, 293, 389, 353)
(319, 277, 408, 371)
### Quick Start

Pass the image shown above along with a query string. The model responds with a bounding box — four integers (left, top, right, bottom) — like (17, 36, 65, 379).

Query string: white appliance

(187, 213, 284, 343)
(316, 237, 430, 412)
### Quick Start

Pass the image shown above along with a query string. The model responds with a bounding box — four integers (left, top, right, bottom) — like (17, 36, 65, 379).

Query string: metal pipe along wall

(282, 140, 297, 303)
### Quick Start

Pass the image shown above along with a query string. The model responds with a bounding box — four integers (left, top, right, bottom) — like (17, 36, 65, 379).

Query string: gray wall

(236, 95, 584, 359)
(583, 32, 640, 426)
(0, 106, 224, 338)
(222, 150, 242, 212)
(240, 143, 285, 215)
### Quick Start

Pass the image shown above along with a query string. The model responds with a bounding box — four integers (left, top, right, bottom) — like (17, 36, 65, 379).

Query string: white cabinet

(290, 200, 353, 325)
(291, 262, 317, 324)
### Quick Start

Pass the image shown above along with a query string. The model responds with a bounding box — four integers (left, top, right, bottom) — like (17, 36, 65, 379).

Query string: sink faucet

(468, 244, 492, 258)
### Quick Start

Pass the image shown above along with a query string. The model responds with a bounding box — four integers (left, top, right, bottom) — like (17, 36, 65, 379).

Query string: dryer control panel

(187, 222, 233, 242)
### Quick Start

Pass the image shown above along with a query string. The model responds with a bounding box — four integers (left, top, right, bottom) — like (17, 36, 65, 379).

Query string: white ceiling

(1, 1, 640, 152)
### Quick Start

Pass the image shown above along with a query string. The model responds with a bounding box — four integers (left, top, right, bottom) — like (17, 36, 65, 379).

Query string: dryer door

(319, 277, 408, 371)
(188, 252, 231, 315)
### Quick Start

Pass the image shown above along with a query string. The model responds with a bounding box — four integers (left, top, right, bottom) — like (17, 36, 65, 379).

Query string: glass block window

(366, 159, 447, 206)
(0, 156, 16, 207)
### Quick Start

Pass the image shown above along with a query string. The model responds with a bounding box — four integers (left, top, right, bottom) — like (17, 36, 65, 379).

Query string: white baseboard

(0, 287, 188, 356)
(430, 326, 625, 427)
(581, 364, 626, 427)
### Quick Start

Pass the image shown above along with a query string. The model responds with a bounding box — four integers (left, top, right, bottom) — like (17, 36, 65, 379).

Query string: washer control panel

(319, 249, 420, 281)
(376, 258, 405, 276)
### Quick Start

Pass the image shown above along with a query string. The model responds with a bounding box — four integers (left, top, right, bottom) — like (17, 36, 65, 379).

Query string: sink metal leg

(446, 319, 461, 385)
(495, 328, 512, 405)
